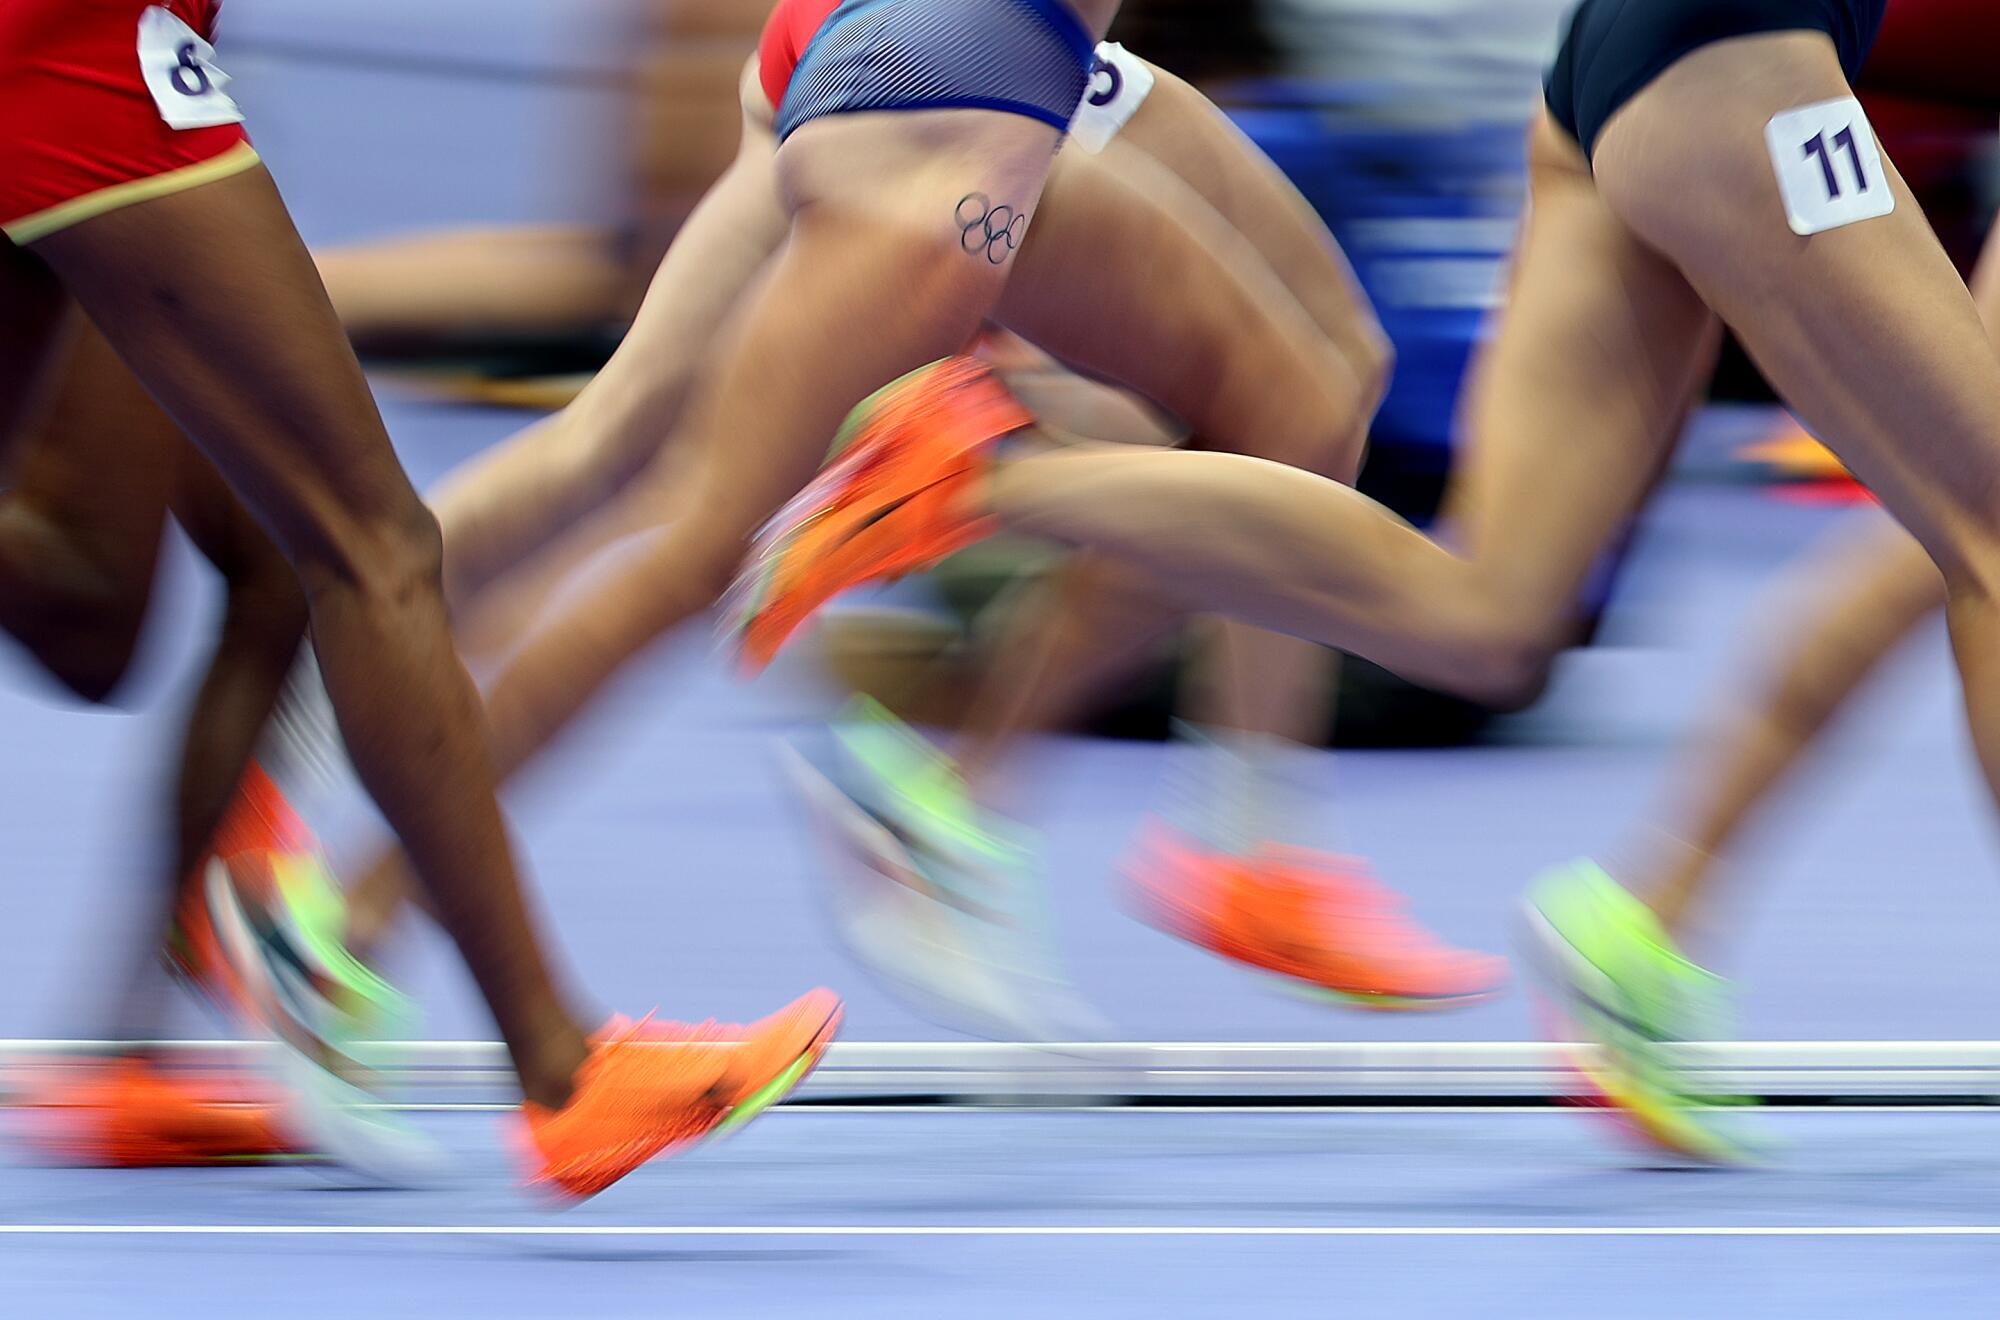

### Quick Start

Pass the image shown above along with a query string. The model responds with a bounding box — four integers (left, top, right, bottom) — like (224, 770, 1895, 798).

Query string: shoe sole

(713, 1007, 842, 1138)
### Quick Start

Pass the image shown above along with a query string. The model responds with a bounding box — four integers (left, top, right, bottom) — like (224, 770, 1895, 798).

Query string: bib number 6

(170, 41, 214, 98)
(137, 6, 244, 130)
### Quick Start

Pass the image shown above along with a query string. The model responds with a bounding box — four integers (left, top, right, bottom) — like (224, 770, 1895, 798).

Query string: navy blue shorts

(775, 0, 1094, 144)
(1545, 0, 1888, 162)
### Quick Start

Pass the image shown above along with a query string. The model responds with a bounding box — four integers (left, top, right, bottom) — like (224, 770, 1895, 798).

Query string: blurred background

(4, 0, 1999, 1048)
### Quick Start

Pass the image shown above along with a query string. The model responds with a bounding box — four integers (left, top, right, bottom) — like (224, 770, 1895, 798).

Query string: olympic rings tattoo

(956, 193, 1030, 266)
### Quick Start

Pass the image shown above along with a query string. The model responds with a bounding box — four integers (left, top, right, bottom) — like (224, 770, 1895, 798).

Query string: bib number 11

(1765, 98, 1893, 236)
(137, 6, 244, 130)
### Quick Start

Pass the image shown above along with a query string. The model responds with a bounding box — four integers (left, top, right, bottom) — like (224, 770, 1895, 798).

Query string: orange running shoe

(728, 357, 1033, 673)
(1126, 824, 1505, 1009)
(518, 988, 842, 1203)
(17, 1057, 304, 1167)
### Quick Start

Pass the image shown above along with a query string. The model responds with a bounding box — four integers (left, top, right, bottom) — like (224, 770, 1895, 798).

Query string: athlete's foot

(1522, 860, 1759, 1164)
(785, 698, 1105, 1042)
(16, 1056, 307, 1167)
(518, 989, 842, 1203)
(727, 357, 1032, 672)
(1126, 821, 1506, 1010)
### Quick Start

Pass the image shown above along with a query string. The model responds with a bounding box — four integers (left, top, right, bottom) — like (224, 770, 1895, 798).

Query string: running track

(2, 5, 1996, 1313)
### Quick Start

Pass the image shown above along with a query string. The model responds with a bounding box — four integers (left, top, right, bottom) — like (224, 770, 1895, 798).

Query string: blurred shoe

(1523, 860, 1759, 1164)
(204, 851, 442, 1185)
(168, 760, 315, 1013)
(703, 988, 845, 1136)
(1735, 415, 1850, 482)
(588, 992, 844, 1140)
(785, 698, 1105, 1042)
(727, 356, 1031, 672)
(17, 1056, 305, 1167)
(518, 989, 842, 1202)
(1736, 415, 1870, 503)
(1126, 822, 1505, 1010)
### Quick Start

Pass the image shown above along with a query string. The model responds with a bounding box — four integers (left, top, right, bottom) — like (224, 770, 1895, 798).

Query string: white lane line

(2, 1225, 1998, 1238)
(367, 1104, 2000, 1115)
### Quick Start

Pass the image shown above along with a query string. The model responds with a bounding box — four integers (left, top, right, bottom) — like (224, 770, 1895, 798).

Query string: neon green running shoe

(268, 851, 414, 1035)
(829, 696, 1024, 916)
(1523, 860, 1759, 1164)
(785, 697, 1106, 1041)
(206, 852, 442, 1184)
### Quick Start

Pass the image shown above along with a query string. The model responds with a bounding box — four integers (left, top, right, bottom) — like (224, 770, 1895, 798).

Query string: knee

(35, 624, 142, 705)
(0, 510, 146, 703)
(1205, 309, 1395, 482)
(16, 598, 144, 704)
(1424, 596, 1563, 711)
(1348, 324, 1394, 420)
(1307, 328, 1394, 478)
(34, 582, 146, 703)
(1448, 629, 1558, 712)
(293, 493, 446, 609)
(1306, 549, 1561, 710)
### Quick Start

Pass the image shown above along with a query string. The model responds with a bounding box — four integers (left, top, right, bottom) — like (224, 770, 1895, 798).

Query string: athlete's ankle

(510, 1009, 592, 1111)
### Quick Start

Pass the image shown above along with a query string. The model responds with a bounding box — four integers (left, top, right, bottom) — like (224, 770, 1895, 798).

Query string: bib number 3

(1069, 42, 1156, 155)
(137, 6, 243, 130)
(1765, 98, 1892, 236)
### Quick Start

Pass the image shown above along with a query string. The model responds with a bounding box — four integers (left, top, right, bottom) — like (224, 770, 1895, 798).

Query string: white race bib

(1765, 98, 1893, 236)
(136, 6, 243, 130)
(1069, 43, 1156, 155)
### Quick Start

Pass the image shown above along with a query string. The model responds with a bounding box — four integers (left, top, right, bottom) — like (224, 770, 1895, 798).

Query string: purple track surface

(5, 7, 1998, 1311)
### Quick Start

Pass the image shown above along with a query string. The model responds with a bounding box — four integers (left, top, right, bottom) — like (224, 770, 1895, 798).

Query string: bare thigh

(980, 111, 1720, 707)
(560, 114, 790, 476)
(1592, 32, 2000, 577)
(403, 108, 1074, 792)
(1112, 61, 1388, 381)
(656, 106, 1068, 564)
(1002, 142, 1368, 476)
(0, 319, 179, 697)
(30, 167, 430, 568)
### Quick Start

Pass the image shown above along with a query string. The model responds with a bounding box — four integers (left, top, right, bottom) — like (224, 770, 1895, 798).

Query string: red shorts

(756, 0, 842, 107)
(0, 0, 258, 245)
